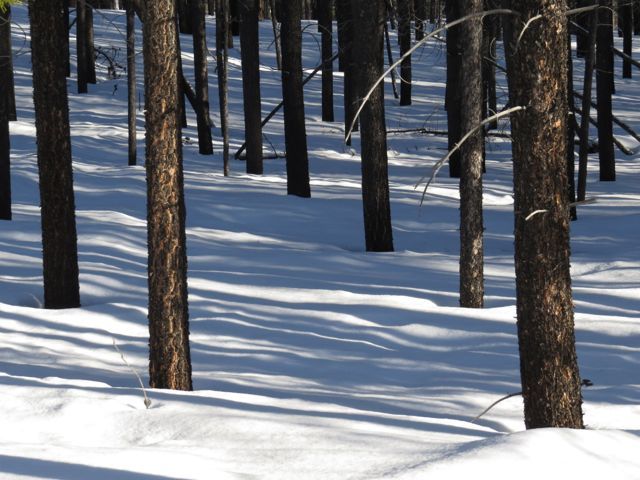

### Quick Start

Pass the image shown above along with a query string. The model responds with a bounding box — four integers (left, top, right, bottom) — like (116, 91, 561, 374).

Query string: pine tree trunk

(566, 32, 577, 220)
(596, 0, 615, 181)
(268, 0, 281, 69)
(86, 3, 96, 84)
(77, 0, 88, 93)
(445, 0, 461, 177)
(509, 0, 584, 429)
(458, 0, 483, 308)
(621, 2, 632, 78)
(191, 0, 214, 155)
(0, 21, 9, 220)
(415, 0, 427, 40)
(217, 0, 231, 176)
(398, 0, 412, 105)
(281, 0, 311, 197)
(354, 0, 394, 252)
(318, 0, 334, 122)
(337, 0, 358, 143)
(240, 0, 263, 173)
(29, 0, 81, 309)
(0, 5, 15, 121)
(126, 0, 136, 166)
(143, 0, 192, 391)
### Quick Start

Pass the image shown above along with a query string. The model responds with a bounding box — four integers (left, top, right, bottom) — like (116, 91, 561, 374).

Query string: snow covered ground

(1, 6, 639, 479)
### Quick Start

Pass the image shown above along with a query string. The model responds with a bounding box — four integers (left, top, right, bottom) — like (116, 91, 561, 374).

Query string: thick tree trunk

(458, 0, 483, 308)
(398, 0, 412, 105)
(240, 0, 263, 173)
(0, 6, 15, 121)
(596, 0, 615, 181)
(318, 0, 334, 122)
(126, 0, 136, 166)
(281, 0, 311, 197)
(143, 0, 192, 391)
(191, 0, 214, 155)
(217, 0, 231, 176)
(29, 0, 81, 309)
(354, 0, 394, 252)
(509, 0, 584, 429)
(445, 0, 461, 177)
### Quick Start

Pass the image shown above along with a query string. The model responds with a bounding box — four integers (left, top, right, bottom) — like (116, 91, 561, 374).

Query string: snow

(1, 6, 639, 479)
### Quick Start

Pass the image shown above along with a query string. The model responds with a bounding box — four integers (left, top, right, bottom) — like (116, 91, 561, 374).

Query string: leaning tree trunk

(190, 0, 214, 155)
(143, 0, 193, 391)
(354, 0, 394, 252)
(458, 0, 484, 308)
(509, 0, 584, 429)
(29, 0, 81, 309)
(126, 0, 136, 166)
(280, 0, 311, 197)
(239, 0, 263, 173)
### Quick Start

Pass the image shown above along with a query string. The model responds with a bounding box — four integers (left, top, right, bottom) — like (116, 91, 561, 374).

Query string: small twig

(525, 209, 548, 221)
(471, 391, 521, 423)
(112, 338, 151, 409)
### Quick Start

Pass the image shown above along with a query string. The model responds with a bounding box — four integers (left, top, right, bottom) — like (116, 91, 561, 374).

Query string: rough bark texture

(216, 0, 231, 176)
(398, 0, 412, 105)
(29, 0, 81, 309)
(354, 0, 394, 252)
(126, 0, 136, 166)
(143, 0, 192, 391)
(1, 6, 16, 121)
(318, 0, 334, 122)
(239, 0, 263, 173)
(445, 0, 461, 177)
(191, 0, 214, 155)
(596, 0, 615, 181)
(510, 0, 584, 429)
(281, 0, 311, 197)
(458, 0, 483, 308)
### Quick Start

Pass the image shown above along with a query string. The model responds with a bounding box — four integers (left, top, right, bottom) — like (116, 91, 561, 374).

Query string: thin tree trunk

(384, 18, 400, 99)
(446, 0, 461, 177)
(281, 0, 311, 197)
(566, 30, 577, 221)
(191, 0, 214, 155)
(415, 0, 427, 40)
(268, 0, 281, 69)
(0, 5, 15, 121)
(596, 0, 615, 181)
(143, 0, 192, 391)
(86, 3, 96, 84)
(77, 0, 88, 93)
(239, 0, 263, 173)
(509, 0, 584, 429)
(458, 0, 483, 308)
(318, 0, 334, 122)
(337, 0, 358, 143)
(398, 0, 412, 105)
(354, 0, 394, 252)
(217, 0, 231, 176)
(0, 9, 9, 220)
(621, 1, 632, 78)
(126, 0, 136, 166)
(29, 0, 81, 309)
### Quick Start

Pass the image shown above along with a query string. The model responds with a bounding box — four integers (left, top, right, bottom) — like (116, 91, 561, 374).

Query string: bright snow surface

(1, 6, 639, 479)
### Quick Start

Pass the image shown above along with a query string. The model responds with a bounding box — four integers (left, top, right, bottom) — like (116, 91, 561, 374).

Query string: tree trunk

(29, 0, 81, 309)
(191, 0, 214, 155)
(445, 0, 461, 177)
(596, 0, 615, 181)
(337, 0, 358, 144)
(509, 0, 584, 429)
(86, 3, 96, 84)
(268, 0, 281, 69)
(217, 0, 231, 176)
(415, 0, 427, 40)
(398, 0, 412, 105)
(566, 32, 577, 221)
(318, 0, 334, 122)
(621, 2, 632, 78)
(0, 7, 9, 220)
(354, 0, 394, 252)
(240, 0, 263, 173)
(458, 0, 483, 308)
(281, 0, 311, 197)
(77, 0, 88, 93)
(0, 5, 15, 121)
(143, 0, 192, 391)
(126, 0, 136, 166)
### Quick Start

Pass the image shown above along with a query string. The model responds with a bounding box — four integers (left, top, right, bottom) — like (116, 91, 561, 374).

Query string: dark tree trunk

(143, 0, 192, 391)
(354, 0, 394, 252)
(29, 0, 81, 309)
(458, 0, 483, 308)
(126, 0, 136, 165)
(446, 0, 461, 177)
(175, 18, 187, 128)
(336, 0, 347, 72)
(596, 0, 615, 181)
(217, 0, 231, 176)
(337, 0, 358, 143)
(398, 0, 412, 105)
(318, 0, 334, 122)
(191, 0, 214, 155)
(77, 0, 88, 93)
(415, 0, 427, 40)
(0, 6, 15, 121)
(268, 0, 281, 69)
(621, 2, 632, 78)
(86, 3, 96, 84)
(63, 3, 71, 77)
(239, 0, 263, 173)
(509, 0, 584, 429)
(482, 0, 498, 130)
(0, 8, 9, 220)
(281, 0, 311, 197)
(635, 0, 640, 35)
(177, 0, 193, 34)
(230, 0, 240, 35)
